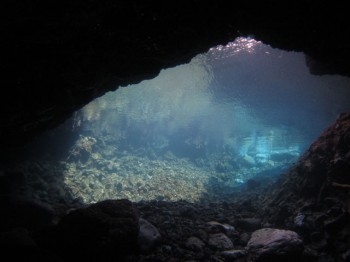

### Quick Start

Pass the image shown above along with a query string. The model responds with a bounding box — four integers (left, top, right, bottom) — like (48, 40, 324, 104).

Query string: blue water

(23, 37, 350, 203)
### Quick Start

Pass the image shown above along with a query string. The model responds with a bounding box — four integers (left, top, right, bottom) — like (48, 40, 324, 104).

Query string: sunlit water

(14, 37, 350, 204)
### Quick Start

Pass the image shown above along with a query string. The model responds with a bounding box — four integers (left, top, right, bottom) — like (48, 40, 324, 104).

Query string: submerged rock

(138, 218, 161, 253)
(206, 221, 236, 234)
(0, 197, 55, 231)
(238, 232, 251, 246)
(247, 228, 303, 262)
(208, 233, 234, 250)
(185, 236, 206, 251)
(221, 249, 247, 260)
(0, 227, 61, 261)
(39, 199, 140, 261)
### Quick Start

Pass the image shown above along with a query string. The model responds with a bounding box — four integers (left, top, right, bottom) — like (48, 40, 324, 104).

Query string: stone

(0, 227, 61, 261)
(206, 221, 235, 234)
(247, 228, 303, 262)
(179, 206, 198, 219)
(138, 218, 161, 253)
(185, 236, 206, 251)
(294, 213, 305, 227)
(239, 232, 251, 246)
(221, 249, 247, 260)
(208, 233, 234, 250)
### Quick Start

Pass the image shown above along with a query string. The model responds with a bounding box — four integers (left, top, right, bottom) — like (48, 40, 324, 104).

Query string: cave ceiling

(1, 1, 350, 154)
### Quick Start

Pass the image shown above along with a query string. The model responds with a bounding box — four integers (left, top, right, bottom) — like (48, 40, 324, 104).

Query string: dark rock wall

(262, 112, 350, 259)
(1, 0, 350, 154)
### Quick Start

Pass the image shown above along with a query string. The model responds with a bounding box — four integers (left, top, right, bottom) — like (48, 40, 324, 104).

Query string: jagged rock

(138, 218, 161, 253)
(247, 228, 303, 262)
(208, 233, 234, 250)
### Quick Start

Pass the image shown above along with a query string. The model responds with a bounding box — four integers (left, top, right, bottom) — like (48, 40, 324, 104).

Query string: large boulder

(38, 199, 139, 261)
(247, 228, 303, 262)
(0, 196, 55, 232)
(0, 227, 61, 261)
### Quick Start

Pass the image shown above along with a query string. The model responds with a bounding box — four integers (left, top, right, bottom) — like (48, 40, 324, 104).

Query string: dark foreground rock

(0, 196, 55, 232)
(260, 112, 350, 261)
(138, 218, 161, 253)
(36, 199, 140, 261)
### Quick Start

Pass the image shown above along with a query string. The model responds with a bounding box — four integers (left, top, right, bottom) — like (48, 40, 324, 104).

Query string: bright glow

(209, 37, 262, 60)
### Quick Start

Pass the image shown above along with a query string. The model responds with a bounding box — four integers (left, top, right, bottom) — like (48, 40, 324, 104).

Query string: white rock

(247, 228, 303, 262)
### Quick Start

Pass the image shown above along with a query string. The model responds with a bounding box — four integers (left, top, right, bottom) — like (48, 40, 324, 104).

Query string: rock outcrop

(261, 112, 350, 260)
(36, 199, 140, 261)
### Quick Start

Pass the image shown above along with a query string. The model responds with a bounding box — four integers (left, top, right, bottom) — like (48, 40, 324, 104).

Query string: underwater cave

(1, 2, 350, 261)
(15, 37, 350, 204)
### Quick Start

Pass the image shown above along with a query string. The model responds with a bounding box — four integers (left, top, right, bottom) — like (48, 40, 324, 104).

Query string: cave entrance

(14, 37, 350, 204)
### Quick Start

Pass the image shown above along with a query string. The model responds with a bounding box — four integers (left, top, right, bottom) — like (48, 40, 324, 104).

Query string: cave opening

(7, 37, 350, 205)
